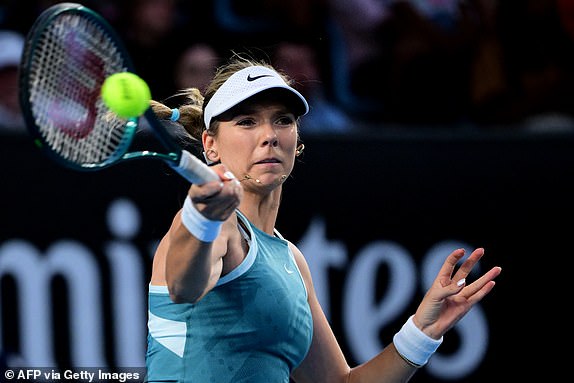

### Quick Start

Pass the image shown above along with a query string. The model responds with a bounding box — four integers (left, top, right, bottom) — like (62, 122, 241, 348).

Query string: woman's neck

(238, 187, 282, 235)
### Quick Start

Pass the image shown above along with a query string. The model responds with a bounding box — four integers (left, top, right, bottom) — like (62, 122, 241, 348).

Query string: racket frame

(19, 2, 188, 172)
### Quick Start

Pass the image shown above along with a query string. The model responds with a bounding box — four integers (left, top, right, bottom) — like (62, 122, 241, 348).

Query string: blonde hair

(149, 88, 203, 139)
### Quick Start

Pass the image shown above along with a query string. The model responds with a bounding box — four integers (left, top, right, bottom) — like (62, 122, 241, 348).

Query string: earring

(296, 144, 305, 157)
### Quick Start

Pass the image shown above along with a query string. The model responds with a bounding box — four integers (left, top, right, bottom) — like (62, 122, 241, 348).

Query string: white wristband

(393, 315, 443, 367)
(181, 196, 223, 242)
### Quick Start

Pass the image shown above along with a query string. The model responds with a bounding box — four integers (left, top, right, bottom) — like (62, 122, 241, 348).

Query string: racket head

(19, 2, 138, 171)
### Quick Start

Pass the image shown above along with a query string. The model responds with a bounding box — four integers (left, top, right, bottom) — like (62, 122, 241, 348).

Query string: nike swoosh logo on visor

(247, 74, 273, 81)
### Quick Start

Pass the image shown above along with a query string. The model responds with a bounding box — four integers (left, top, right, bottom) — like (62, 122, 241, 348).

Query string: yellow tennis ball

(101, 72, 151, 118)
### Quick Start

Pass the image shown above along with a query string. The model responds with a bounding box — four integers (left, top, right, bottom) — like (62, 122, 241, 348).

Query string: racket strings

(27, 13, 129, 167)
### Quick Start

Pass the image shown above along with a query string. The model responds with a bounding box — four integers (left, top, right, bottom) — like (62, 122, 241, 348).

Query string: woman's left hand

(412, 248, 502, 339)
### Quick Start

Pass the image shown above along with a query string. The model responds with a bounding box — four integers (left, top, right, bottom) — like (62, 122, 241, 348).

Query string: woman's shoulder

(287, 241, 310, 271)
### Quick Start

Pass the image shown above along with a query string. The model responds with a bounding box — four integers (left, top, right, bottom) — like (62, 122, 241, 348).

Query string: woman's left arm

(290, 245, 501, 383)
(289, 244, 419, 383)
(289, 242, 352, 383)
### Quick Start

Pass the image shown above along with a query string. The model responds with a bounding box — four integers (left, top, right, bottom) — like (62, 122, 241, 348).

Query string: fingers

(190, 164, 241, 200)
(435, 248, 467, 286)
(449, 247, 485, 285)
(435, 259, 501, 305)
(461, 266, 502, 305)
(434, 247, 496, 300)
(415, 248, 501, 335)
(188, 164, 243, 221)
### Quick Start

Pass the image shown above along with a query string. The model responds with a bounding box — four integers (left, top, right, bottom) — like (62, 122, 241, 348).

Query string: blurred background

(1, 1, 572, 382)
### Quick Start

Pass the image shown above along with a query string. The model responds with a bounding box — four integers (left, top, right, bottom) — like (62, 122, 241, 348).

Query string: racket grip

(171, 150, 220, 184)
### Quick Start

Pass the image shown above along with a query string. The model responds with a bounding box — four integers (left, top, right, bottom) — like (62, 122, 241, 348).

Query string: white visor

(203, 66, 309, 128)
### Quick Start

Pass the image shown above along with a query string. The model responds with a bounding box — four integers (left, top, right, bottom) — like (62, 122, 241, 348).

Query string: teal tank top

(146, 210, 313, 383)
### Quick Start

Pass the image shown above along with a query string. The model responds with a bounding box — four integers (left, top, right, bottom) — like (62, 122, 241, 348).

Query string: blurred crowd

(2, 0, 574, 135)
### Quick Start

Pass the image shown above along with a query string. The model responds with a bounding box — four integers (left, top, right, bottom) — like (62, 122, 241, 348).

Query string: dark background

(1, 129, 571, 382)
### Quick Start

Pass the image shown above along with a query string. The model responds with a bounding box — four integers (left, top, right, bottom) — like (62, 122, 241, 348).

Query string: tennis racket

(19, 2, 219, 185)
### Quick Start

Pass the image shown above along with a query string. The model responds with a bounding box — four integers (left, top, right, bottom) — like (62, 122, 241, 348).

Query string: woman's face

(209, 100, 298, 191)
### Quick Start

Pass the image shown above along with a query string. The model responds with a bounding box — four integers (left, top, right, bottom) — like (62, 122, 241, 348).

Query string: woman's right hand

(188, 164, 243, 222)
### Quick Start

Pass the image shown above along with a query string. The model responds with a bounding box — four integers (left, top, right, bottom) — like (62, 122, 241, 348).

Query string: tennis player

(145, 55, 502, 383)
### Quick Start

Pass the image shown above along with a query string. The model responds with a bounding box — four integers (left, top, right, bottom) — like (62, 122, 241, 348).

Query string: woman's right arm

(157, 166, 243, 303)
(163, 210, 228, 303)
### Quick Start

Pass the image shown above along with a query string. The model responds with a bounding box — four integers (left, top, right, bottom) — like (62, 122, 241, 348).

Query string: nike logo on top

(247, 74, 273, 81)
(284, 263, 295, 274)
